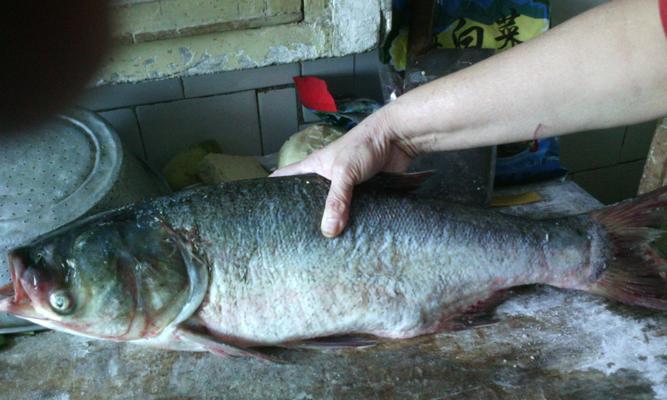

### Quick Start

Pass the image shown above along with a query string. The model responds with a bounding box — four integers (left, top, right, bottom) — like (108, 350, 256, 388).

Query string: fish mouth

(0, 251, 39, 318)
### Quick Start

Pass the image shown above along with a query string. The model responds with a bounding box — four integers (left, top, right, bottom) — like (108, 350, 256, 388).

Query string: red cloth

(661, 0, 667, 36)
(293, 76, 338, 112)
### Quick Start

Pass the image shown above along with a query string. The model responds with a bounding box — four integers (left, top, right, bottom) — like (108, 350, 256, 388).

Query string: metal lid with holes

(0, 108, 165, 333)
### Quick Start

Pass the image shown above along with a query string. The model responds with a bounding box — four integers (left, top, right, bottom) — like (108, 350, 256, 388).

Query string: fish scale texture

(150, 175, 591, 344)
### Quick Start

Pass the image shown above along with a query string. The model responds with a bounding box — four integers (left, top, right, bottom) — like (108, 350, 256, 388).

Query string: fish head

(0, 213, 203, 341)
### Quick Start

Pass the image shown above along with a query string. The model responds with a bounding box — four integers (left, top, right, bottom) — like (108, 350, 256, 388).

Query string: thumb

(321, 173, 354, 238)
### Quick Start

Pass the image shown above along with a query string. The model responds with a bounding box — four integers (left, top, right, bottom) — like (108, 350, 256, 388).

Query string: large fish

(1, 175, 667, 358)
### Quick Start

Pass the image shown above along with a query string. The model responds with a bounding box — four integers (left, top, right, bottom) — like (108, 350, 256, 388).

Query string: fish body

(184, 177, 590, 344)
(1, 175, 665, 357)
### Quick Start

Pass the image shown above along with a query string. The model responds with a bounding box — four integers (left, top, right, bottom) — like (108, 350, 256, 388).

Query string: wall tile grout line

(181, 63, 300, 99)
(255, 83, 295, 94)
(137, 90, 262, 169)
(568, 157, 647, 176)
(178, 78, 186, 98)
(132, 107, 149, 161)
(94, 84, 298, 114)
(352, 54, 358, 93)
(618, 126, 629, 165)
(297, 62, 305, 124)
(255, 90, 265, 156)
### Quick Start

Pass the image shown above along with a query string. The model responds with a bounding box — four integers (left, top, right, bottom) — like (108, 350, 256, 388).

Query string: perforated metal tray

(0, 109, 167, 333)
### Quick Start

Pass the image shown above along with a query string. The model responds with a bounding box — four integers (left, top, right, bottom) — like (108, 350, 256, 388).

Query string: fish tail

(586, 186, 667, 310)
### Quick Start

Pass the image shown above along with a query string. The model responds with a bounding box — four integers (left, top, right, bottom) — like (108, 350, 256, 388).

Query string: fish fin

(0, 282, 13, 298)
(175, 325, 282, 363)
(445, 290, 508, 331)
(587, 186, 667, 310)
(437, 317, 499, 332)
(357, 171, 435, 193)
(282, 335, 379, 350)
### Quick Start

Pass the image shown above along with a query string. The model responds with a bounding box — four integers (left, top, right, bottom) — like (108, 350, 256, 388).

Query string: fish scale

(162, 175, 580, 344)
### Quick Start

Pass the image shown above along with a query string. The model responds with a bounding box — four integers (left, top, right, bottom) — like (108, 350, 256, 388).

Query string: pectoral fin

(442, 290, 508, 331)
(175, 325, 281, 363)
(282, 335, 378, 350)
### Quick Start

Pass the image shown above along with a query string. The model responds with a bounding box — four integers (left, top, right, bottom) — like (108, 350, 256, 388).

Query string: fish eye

(49, 290, 74, 315)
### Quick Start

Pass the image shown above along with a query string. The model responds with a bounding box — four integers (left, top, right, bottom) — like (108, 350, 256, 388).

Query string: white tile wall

(78, 78, 183, 110)
(570, 159, 646, 204)
(353, 50, 383, 102)
(301, 106, 321, 124)
(559, 127, 625, 172)
(182, 63, 299, 98)
(98, 108, 145, 160)
(82, 54, 385, 170)
(78, 49, 655, 204)
(301, 55, 355, 98)
(621, 120, 657, 162)
(136, 91, 261, 169)
(258, 87, 299, 154)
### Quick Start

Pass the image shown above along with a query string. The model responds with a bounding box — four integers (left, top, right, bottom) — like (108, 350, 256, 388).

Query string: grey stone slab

(136, 91, 261, 170)
(182, 63, 299, 98)
(621, 120, 657, 162)
(258, 87, 299, 154)
(98, 109, 145, 160)
(78, 78, 183, 111)
(301, 55, 355, 98)
(559, 127, 625, 172)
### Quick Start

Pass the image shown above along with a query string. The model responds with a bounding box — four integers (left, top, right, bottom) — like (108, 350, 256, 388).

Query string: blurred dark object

(0, 2, 111, 130)
(406, 0, 436, 63)
(404, 48, 494, 91)
(404, 0, 495, 206)
(495, 138, 567, 186)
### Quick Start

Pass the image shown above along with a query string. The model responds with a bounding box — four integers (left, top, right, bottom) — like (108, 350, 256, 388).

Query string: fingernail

(321, 213, 340, 237)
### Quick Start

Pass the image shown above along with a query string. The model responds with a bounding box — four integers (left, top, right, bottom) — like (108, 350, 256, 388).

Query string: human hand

(270, 109, 417, 237)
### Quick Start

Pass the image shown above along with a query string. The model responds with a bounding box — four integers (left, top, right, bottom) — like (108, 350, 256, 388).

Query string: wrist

(373, 102, 423, 158)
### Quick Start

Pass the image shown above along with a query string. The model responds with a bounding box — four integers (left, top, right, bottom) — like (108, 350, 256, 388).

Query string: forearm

(383, 0, 667, 154)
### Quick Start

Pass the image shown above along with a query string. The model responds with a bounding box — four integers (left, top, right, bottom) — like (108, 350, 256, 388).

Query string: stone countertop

(2, 179, 666, 400)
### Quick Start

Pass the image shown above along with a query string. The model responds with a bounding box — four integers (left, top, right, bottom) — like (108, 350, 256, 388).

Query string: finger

(321, 176, 354, 238)
(269, 160, 310, 177)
